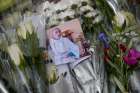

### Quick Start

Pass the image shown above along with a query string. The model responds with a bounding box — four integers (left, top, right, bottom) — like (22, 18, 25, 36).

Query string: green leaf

(107, 59, 122, 75)
(113, 76, 126, 93)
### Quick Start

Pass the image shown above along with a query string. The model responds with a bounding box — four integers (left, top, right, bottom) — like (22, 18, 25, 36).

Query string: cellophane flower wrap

(93, 0, 140, 92)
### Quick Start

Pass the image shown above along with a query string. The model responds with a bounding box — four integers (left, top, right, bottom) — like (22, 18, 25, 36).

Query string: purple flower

(98, 32, 109, 48)
(123, 56, 137, 66)
(123, 49, 140, 66)
(128, 49, 140, 59)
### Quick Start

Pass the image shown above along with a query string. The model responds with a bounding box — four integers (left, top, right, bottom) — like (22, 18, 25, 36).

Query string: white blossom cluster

(37, 0, 102, 28)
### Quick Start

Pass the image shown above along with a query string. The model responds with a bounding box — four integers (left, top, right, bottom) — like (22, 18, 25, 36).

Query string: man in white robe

(49, 28, 80, 65)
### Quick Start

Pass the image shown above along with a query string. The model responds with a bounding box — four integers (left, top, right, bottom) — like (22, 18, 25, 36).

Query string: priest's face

(52, 28, 61, 40)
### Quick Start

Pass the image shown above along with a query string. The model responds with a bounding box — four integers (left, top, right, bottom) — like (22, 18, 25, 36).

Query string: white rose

(8, 44, 23, 66)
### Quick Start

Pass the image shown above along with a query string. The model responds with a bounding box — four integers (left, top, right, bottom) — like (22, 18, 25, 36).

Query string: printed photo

(47, 19, 90, 65)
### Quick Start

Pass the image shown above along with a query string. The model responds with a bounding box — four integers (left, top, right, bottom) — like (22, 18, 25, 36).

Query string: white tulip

(17, 20, 34, 39)
(46, 63, 57, 83)
(8, 44, 23, 66)
(17, 23, 27, 39)
(24, 21, 33, 35)
(114, 11, 125, 27)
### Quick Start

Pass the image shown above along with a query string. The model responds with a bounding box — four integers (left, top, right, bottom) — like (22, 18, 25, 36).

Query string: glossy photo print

(47, 19, 90, 65)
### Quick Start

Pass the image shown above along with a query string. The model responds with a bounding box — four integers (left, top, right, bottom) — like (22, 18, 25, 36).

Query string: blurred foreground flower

(113, 11, 136, 28)
(17, 21, 33, 39)
(123, 49, 140, 66)
(7, 44, 23, 66)
(46, 63, 58, 84)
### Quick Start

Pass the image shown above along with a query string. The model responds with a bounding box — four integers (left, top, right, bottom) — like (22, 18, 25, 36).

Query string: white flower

(48, 15, 60, 27)
(93, 15, 103, 24)
(24, 21, 33, 34)
(8, 44, 23, 66)
(113, 11, 135, 27)
(122, 38, 126, 43)
(125, 32, 129, 36)
(42, 1, 51, 10)
(17, 21, 34, 39)
(58, 10, 75, 19)
(54, 1, 69, 11)
(46, 63, 57, 83)
(113, 11, 125, 27)
(17, 23, 27, 39)
(69, 0, 81, 6)
(80, 5, 93, 13)
(41, 1, 55, 16)
(84, 11, 96, 18)
(42, 1, 54, 11)
(130, 31, 138, 36)
(48, 20, 59, 27)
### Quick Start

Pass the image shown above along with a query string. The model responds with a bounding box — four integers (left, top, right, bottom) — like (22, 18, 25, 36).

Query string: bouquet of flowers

(0, 18, 50, 93)
(93, 0, 140, 92)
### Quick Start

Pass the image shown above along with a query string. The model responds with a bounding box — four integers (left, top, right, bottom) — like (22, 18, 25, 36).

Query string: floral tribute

(94, 0, 140, 92)
(0, 0, 140, 93)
